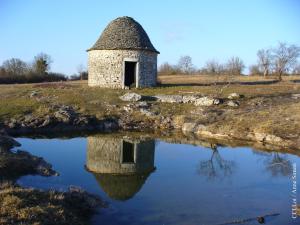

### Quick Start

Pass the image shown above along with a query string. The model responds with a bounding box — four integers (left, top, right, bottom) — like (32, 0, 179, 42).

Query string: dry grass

(158, 74, 300, 84)
(0, 184, 103, 225)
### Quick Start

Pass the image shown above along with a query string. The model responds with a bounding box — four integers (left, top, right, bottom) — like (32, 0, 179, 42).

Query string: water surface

(16, 134, 300, 225)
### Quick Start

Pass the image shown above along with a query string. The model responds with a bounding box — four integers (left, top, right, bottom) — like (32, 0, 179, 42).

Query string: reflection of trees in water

(197, 144, 236, 180)
(264, 152, 292, 177)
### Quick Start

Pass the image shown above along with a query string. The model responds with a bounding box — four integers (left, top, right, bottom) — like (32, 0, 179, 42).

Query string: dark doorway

(122, 141, 135, 163)
(124, 61, 136, 87)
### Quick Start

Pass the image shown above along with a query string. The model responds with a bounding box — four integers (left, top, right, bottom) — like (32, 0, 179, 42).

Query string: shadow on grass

(290, 79, 300, 83)
(158, 80, 280, 87)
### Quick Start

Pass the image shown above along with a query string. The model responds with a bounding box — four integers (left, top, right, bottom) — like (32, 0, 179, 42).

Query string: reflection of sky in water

(16, 136, 300, 225)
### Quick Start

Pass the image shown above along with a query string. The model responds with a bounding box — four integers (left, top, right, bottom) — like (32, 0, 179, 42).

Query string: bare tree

(204, 59, 224, 75)
(33, 52, 52, 75)
(292, 62, 300, 75)
(2, 58, 28, 75)
(263, 152, 292, 177)
(226, 56, 245, 75)
(77, 64, 87, 80)
(257, 48, 272, 77)
(177, 55, 194, 74)
(272, 42, 300, 80)
(197, 144, 236, 180)
(249, 64, 262, 76)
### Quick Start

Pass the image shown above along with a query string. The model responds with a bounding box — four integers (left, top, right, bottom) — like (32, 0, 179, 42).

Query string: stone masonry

(88, 49, 157, 88)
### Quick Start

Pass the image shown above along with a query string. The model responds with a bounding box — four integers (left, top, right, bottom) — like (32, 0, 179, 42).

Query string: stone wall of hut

(86, 136, 155, 174)
(88, 50, 157, 88)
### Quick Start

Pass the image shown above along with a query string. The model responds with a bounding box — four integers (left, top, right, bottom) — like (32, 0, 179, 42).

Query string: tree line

(0, 53, 67, 84)
(0, 53, 88, 84)
(159, 42, 300, 80)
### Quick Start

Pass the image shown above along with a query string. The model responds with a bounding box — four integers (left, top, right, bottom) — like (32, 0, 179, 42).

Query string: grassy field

(0, 77, 298, 119)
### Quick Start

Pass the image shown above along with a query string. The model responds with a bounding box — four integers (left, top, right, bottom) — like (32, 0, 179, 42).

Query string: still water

(16, 134, 300, 225)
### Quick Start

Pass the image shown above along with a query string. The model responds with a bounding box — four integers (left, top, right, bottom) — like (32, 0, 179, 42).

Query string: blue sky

(1, 0, 300, 75)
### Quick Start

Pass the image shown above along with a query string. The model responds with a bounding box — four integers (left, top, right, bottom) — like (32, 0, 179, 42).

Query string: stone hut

(86, 135, 156, 201)
(87, 16, 159, 88)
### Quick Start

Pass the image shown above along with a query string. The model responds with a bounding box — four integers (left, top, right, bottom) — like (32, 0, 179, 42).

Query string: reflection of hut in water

(86, 135, 155, 201)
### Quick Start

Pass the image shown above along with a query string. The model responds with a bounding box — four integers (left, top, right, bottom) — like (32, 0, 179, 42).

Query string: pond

(16, 133, 300, 225)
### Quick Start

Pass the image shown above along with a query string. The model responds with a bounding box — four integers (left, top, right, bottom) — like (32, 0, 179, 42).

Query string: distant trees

(158, 55, 195, 75)
(158, 56, 246, 76)
(225, 56, 245, 75)
(158, 62, 179, 75)
(157, 41, 300, 78)
(249, 64, 261, 76)
(69, 64, 88, 80)
(252, 42, 300, 79)
(292, 62, 300, 75)
(204, 59, 224, 75)
(2, 58, 28, 75)
(0, 53, 66, 84)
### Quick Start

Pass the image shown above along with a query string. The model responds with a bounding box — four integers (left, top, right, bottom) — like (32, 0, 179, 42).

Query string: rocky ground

(0, 134, 105, 225)
(0, 79, 300, 150)
(2, 90, 300, 151)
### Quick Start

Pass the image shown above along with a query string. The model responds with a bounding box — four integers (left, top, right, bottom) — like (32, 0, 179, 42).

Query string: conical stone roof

(93, 172, 152, 201)
(88, 16, 159, 53)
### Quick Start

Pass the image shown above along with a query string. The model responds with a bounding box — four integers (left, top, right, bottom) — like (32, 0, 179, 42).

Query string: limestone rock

(154, 95, 183, 103)
(265, 134, 283, 144)
(119, 93, 142, 102)
(182, 95, 200, 103)
(227, 100, 239, 107)
(228, 93, 243, 99)
(194, 97, 220, 106)
(29, 91, 38, 98)
(54, 105, 77, 123)
(253, 132, 283, 145)
(140, 108, 155, 117)
(182, 123, 198, 132)
(135, 101, 149, 108)
(40, 115, 52, 127)
(291, 93, 300, 99)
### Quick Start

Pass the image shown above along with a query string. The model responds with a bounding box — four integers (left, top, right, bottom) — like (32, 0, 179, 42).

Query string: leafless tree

(197, 144, 236, 180)
(204, 59, 224, 75)
(225, 56, 245, 75)
(2, 58, 28, 75)
(249, 64, 262, 76)
(257, 48, 272, 77)
(77, 64, 87, 80)
(272, 42, 300, 80)
(263, 152, 292, 177)
(177, 55, 195, 74)
(292, 62, 300, 75)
